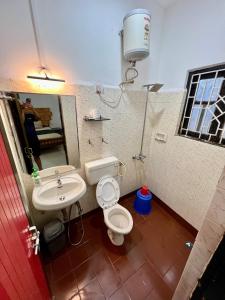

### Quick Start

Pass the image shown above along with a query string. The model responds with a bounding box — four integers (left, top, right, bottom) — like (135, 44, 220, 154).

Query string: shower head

(143, 83, 164, 92)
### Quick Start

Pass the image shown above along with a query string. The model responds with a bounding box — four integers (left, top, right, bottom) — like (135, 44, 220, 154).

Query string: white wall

(0, 0, 164, 87)
(0, 78, 149, 229)
(150, 0, 225, 230)
(159, 0, 225, 89)
(146, 91, 225, 230)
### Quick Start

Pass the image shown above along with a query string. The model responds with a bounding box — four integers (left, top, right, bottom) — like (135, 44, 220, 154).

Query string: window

(179, 63, 225, 146)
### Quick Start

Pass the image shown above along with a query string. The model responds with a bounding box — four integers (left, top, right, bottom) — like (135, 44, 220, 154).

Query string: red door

(0, 131, 50, 300)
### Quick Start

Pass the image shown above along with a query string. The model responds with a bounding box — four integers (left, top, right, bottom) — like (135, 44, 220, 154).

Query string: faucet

(55, 170, 63, 188)
(132, 154, 146, 163)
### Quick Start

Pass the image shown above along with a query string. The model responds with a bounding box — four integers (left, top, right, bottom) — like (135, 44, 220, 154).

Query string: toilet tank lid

(85, 156, 118, 171)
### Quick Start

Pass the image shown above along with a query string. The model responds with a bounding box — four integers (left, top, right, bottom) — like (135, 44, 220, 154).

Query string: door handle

(33, 232, 40, 255)
(28, 225, 40, 255)
(28, 225, 38, 233)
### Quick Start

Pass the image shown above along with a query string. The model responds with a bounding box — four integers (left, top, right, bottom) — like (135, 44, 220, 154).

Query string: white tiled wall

(173, 167, 225, 300)
(74, 85, 150, 216)
(145, 91, 225, 230)
(22, 85, 150, 228)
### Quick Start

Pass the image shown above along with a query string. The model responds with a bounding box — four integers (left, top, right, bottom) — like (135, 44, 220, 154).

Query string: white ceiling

(157, 0, 178, 8)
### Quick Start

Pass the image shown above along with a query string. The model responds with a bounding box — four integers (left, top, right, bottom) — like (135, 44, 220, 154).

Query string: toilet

(85, 157, 133, 246)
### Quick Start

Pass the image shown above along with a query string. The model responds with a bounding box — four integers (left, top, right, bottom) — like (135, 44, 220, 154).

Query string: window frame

(178, 62, 225, 147)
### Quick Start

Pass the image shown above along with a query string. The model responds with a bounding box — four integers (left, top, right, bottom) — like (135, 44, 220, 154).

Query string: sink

(32, 172, 87, 211)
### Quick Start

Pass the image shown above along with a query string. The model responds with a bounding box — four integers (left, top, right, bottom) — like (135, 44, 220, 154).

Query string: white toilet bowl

(96, 175, 133, 246)
(103, 203, 133, 246)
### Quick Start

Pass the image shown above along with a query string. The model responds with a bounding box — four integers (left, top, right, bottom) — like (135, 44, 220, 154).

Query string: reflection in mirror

(4, 92, 79, 174)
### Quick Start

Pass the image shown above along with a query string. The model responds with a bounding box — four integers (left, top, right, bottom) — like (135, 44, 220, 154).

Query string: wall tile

(173, 282, 193, 300)
(195, 218, 224, 252)
(146, 91, 225, 230)
(217, 166, 225, 190)
(206, 187, 225, 229)
(187, 240, 212, 273)
(173, 260, 201, 300)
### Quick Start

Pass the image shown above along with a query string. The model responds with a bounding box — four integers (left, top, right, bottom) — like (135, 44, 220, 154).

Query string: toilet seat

(96, 175, 120, 209)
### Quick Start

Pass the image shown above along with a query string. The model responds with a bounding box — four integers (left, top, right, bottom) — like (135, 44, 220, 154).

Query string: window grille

(179, 64, 225, 146)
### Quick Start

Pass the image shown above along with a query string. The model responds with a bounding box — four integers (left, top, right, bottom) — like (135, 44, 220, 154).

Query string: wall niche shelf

(83, 115, 110, 121)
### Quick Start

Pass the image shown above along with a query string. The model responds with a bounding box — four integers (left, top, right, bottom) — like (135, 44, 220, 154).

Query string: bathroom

(0, 0, 225, 299)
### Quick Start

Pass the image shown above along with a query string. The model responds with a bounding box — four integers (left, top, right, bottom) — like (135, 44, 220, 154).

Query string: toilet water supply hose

(68, 201, 85, 246)
(118, 160, 127, 177)
(68, 161, 126, 246)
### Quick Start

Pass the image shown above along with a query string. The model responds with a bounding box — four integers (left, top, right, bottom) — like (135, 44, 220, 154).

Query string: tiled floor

(42, 194, 196, 300)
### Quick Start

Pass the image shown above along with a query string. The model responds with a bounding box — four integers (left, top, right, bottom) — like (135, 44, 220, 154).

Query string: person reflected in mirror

(21, 98, 43, 170)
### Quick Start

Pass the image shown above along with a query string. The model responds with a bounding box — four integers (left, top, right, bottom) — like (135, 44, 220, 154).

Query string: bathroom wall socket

(96, 84, 104, 95)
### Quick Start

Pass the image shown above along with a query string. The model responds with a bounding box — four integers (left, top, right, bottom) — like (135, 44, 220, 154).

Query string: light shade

(27, 74, 65, 82)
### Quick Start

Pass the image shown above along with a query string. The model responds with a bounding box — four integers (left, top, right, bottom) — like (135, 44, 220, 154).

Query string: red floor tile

(123, 263, 155, 300)
(79, 278, 105, 300)
(114, 244, 146, 282)
(146, 288, 173, 300)
(43, 193, 195, 300)
(114, 256, 136, 282)
(96, 267, 121, 298)
(93, 251, 122, 297)
(163, 265, 183, 292)
(145, 240, 175, 276)
(69, 241, 93, 269)
(75, 258, 96, 290)
(109, 287, 131, 300)
(51, 271, 78, 300)
(51, 253, 72, 282)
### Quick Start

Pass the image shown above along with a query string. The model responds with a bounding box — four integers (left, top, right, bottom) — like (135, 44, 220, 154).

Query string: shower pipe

(133, 83, 164, 162)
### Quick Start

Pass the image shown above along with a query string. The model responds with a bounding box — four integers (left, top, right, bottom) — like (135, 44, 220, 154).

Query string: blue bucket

(134, 189, 153, 215)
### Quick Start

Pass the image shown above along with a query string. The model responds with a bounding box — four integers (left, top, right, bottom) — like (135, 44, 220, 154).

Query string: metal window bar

(191, 78, 207, 135)
(202, 94, 225, 138)
(180, 67, 225, 146)
(189, 68, 225, 77)
(199, 72, 219, 139)
(180, 74, 196, 131)
(184, 76, 206, 137)
(219, 125, 225, 144)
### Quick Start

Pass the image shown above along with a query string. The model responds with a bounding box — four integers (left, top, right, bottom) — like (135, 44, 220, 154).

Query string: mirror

(4, 92, 80, 174)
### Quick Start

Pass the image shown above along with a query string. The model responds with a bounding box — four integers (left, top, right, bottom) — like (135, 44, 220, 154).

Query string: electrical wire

(98, 84, 124, 108)
(98, 65, 139, 108)
(67, 201, 85, 246)
(125, 66, 138, 82)
(28, 0, 44, 67)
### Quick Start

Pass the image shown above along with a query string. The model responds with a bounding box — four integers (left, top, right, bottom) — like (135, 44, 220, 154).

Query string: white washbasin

(32, 172, 86, 211)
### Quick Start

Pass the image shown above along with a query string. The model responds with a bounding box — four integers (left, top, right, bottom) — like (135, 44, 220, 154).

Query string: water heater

(123, 9, 151, 62)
